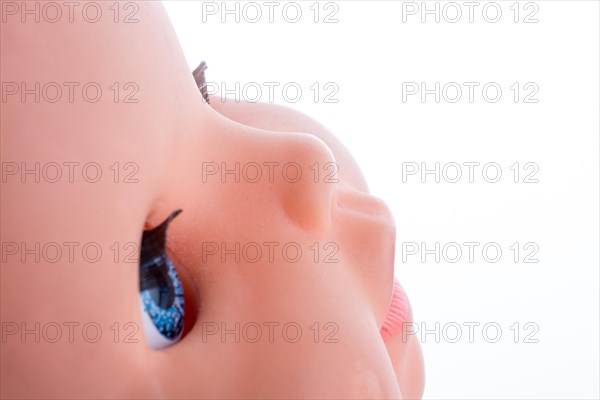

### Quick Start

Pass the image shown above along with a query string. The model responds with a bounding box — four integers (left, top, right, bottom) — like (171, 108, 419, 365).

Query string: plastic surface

(1, 3, 424, 398)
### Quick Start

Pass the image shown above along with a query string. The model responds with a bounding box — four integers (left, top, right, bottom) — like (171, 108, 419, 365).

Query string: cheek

(384, 322, 426, 399)
(138, 271, 403, 399)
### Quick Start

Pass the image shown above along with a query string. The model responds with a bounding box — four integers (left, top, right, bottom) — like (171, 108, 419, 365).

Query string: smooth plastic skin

(0, 2, 424, 399)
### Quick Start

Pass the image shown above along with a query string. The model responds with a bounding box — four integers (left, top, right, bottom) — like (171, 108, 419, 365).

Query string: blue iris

(139, 210, 185, 347)
(140, 256, 185, 340)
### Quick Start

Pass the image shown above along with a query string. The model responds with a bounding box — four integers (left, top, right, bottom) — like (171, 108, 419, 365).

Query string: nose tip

(279, 132, 338, 231)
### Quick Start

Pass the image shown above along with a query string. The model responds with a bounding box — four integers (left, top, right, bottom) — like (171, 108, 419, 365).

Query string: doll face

(140, 99, 424, 398)
(0, 2, 423, 397)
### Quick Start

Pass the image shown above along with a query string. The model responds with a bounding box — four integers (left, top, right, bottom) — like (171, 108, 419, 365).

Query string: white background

(164, 1, 599, 398)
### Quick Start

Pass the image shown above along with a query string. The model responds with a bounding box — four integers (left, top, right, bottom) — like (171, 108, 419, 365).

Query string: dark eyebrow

(192, 61, 210, 104)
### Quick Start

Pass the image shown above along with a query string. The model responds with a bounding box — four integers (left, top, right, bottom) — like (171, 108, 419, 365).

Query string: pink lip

(380, 279, 411, 341)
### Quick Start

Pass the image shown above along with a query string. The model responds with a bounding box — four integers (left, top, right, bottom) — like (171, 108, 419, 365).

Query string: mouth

(380, 278, 411, 342)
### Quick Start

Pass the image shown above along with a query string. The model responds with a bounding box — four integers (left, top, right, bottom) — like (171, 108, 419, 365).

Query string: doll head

(0, 3, 423, 398)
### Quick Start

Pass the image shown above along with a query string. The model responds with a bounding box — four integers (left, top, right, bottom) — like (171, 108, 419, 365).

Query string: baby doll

(1, 2, 424, 398)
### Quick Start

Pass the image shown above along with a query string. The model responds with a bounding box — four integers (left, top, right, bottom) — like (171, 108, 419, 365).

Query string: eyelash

(139, 209, 185, 350)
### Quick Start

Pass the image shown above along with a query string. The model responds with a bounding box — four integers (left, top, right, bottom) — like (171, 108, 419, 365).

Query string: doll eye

(139, 209, 185, 350)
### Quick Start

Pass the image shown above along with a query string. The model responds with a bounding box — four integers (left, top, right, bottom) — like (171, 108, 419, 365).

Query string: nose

(153, 111, 340, 238)
(196, 99, 341, 232)
(268, 130, 338, 231)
